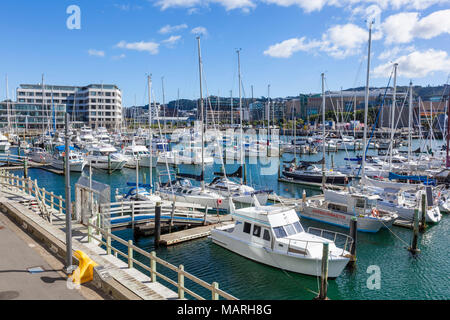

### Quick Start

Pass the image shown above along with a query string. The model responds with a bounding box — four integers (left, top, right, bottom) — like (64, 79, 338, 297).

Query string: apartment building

(15, 83, 123, 129)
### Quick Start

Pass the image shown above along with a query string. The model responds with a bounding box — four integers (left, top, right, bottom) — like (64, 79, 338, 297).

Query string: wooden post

(203, 206, 208, 226)
(23, 157, 28, 179)
(50, 192, 54, 211)
(348, 216, 357, 269)
(315, 242, 329, 300)
(178, 265, 185, 299)
(212, 282, 219, 300)
(150, 251, 157, 282)
(128, 240, 133, 269)
(131, 202, 135, 231)
(108, 153, 112, 175)
(59, 197, 63, 214)
(155, 202, 161, 248)
(408, 209, 420, 254)
(106, 227, 111, 255)
(420, 193, 427, 232)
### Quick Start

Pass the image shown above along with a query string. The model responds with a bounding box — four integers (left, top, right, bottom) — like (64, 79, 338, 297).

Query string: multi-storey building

(0, 100, 66, 130)
(15, 83, 123, 129)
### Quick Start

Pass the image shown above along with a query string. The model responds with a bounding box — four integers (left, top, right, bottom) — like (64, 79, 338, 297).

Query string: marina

(1, 2, 449, 304)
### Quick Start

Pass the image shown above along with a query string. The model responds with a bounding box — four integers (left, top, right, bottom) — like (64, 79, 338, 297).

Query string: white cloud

(162, 35, 182, 47)
(158, 24, 188, 34)
(88, 49, 105, 57)
(263, 37, 321, 58)
(155, 0, 256, 11)
(382, 9, 450, 44)
(264, 23, 374, 59)
(191, 26, 208, 36)
(116, 40, 160, 54)
(154, 0, 450, 13)
(373, 49, 450, 78)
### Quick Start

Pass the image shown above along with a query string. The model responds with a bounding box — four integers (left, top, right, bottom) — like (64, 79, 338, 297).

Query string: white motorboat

(122, 144, 157, 168)
(157, 147, 214, 165)
(50, 145, 86, 172)
(207, 176, 271, 206)
(26, 147, 52, 164)
(300, 188, 398, 232)
(0, 133, 11, 152)
(210, 205, 351, 278)
(86, 144, 127, 171)
(158, 178, 228, 210)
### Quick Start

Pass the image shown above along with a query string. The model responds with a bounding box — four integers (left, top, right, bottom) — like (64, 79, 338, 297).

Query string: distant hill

(345, 84, 449, 99)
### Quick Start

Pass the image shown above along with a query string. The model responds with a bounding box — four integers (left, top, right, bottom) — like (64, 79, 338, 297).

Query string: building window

(252, 225, 261, 237)
(243, 222, 251, 234)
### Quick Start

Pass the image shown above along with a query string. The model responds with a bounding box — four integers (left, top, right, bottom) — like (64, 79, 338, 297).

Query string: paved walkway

(0, 211, 89, 300)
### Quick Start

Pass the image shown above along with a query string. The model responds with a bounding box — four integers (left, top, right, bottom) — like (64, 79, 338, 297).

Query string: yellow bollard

(69, 250, 99, 284)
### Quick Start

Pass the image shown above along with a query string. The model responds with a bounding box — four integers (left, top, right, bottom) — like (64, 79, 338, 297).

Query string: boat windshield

(273, 221, 304, 238)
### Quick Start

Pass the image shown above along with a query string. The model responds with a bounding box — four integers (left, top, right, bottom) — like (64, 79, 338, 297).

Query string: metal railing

(306, 226, 354, 256)
(0, 170, 65, 223)
(87, 221, 237, 301)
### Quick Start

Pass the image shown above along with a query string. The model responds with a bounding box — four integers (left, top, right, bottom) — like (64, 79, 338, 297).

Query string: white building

(16, 83, 123, 129)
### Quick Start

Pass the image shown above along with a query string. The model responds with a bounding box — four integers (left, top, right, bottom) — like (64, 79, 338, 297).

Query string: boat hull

(210, 229, 349, 278)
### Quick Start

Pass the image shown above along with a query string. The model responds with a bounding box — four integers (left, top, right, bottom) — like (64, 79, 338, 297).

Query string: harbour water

(9, 138, 449, 300)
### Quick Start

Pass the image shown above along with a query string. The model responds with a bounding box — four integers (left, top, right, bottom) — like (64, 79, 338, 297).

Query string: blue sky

(0, 0, 449, 106)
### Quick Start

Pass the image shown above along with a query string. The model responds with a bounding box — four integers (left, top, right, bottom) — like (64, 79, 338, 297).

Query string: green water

(9, 139, 450, 300)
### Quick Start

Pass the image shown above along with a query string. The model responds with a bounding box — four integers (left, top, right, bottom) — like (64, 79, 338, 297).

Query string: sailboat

(158, 37, 226, 210)
(281, 73, 347, 186)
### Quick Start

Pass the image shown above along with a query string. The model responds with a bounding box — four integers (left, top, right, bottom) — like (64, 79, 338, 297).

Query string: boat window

(284, 224, 297, 236)
(293, 222, 304, 233)
(243, 222, 251, 234)
(263, 229, 271, 241)
(252, 225, 261, 237)
(273, 226, 287, 238)
(355, 198, 365, 208)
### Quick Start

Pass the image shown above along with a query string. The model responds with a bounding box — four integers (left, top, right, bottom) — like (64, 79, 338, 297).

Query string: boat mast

(408, 81, 413, 168)
(446, 93, 450, 167)
(230, 90, 233, 125)
(361, 21, 373, 179)
(196, 36, 205, 191)
(389, 63, 398, 172)
(237, 49, 245, 185)
(147, 75, 153, 194)
(321, 72, 326, 189)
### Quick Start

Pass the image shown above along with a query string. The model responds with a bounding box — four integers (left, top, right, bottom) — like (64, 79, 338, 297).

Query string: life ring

(371, 208, 379, 218)
(217, 199, 223, 206)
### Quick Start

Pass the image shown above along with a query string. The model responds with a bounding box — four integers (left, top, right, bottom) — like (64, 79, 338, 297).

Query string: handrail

(87, 221, 237, 301)
(306, 226, 354, 256)
(0, 171, 65, 222)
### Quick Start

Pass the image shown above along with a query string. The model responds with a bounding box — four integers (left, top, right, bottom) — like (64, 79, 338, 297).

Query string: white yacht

(122, 144, 157, 168)
(0, 133, 11, 152)
(25, 147, 52, 164)
(157, 147, 214, 165)
(86, 144, 127, 171)
(210, 205, 351, 278)
(158, 178, 228, 210)
(50, 145, 86, 172)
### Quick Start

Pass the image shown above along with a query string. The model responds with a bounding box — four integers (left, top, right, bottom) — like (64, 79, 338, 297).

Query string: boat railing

(306, 227, 353, 256)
